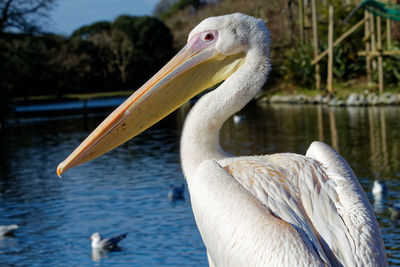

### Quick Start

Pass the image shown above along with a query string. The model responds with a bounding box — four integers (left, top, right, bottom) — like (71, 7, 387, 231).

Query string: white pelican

(57, 13, 387, 266)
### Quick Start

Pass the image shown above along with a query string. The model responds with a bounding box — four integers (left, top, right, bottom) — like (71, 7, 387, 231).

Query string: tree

(71, 21, 111, 39)
(153, 0, 218, 18)
(0, 32, 66, 99)
(66, 16, 174, 91)
(112, 15, 174, 87)
(110, 30, 134, 83)
(153, 0, 177, 17)
(0, 0, 56, 33)
(158, 0, 200, 21)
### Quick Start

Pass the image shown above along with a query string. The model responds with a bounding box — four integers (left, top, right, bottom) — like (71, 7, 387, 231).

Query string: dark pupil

(205, 33, 214, 41)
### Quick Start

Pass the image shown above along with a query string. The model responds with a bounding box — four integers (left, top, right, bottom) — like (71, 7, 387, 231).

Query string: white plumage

(180, 13, 387, 266)
(372, 180, 387, 212)
(57, 13, 388, 266)
(90, 232, 127, 250)
(372, 180, 387, 199)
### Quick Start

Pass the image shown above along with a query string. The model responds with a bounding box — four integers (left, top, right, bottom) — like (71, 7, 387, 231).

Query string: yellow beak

(57, 37, 245, 177)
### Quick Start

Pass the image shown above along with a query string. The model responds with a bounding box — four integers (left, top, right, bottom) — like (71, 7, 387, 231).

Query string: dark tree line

(0, 0, 175, 122)
(153, 0, 218, 20)
(0, 15, 174, 102)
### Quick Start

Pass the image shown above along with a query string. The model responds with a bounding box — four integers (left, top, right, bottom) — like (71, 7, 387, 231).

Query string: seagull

(168, 184, 185, 201)
(58, 13, 387, 266)
(90, 232, 127, 250)
(0, 224, 18, 237)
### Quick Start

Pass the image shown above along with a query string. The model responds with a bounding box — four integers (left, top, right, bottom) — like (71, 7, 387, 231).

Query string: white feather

(180, 14, 387, 267)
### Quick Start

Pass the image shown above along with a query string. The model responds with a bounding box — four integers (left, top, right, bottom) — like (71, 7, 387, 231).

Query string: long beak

(57, 42, 245, 177)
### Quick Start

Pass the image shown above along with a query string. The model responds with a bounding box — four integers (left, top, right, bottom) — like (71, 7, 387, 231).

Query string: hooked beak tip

(56, 163, 64, 178)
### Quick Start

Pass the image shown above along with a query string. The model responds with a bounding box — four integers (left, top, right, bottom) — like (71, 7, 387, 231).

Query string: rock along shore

(259, 92, 400, 106)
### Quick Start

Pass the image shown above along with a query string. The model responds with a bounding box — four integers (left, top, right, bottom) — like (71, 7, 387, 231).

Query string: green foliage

(0, 15, 174, 109)
(153, 0, 177, 17)
(319, 44, 363, 81)
(112, 15, 174, 87)
(377, 42, 400, 86)
(71, 21, 111, 39)
(281, 0, 381, 89)
(112, 16, 137, 36)
(283, 44, 315, 88)
(0, 33, 65, 99)
(160, 0, 400, 93)
(282, 42, 366, 89)
(160, 0, 200, 21)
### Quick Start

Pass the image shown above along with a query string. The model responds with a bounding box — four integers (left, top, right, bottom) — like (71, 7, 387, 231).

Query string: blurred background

(1, 0, 399, 118)
(0, 0, 399, 266)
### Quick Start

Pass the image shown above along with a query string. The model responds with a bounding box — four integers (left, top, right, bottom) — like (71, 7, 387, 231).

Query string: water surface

(0, 102, 399, 266)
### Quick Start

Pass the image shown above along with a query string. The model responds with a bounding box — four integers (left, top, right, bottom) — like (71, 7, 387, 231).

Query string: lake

(1, 101, 399, 266)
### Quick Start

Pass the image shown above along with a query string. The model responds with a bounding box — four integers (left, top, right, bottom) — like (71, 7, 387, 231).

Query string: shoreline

(258, 92, 400, 106)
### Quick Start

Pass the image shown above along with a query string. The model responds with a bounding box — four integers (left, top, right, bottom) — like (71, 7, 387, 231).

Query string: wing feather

(190, 160, 326, 267)
(307, 142, 387, 266)
(221, 156, 332, 265)
(219, 142, 386, 267)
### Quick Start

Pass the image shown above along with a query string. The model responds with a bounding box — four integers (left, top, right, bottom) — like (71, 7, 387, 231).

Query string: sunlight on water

(0, 103, 399, 266)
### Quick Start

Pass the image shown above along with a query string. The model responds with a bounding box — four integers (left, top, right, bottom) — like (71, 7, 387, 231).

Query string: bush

(283, 44, 315, 88)
(379, 42, 400, 86)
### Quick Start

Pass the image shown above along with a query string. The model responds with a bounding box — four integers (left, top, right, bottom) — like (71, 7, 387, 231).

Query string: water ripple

(0, 104, 399, 265)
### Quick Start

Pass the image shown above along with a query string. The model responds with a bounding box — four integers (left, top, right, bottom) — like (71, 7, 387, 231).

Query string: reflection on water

(0, 103, 399, 266)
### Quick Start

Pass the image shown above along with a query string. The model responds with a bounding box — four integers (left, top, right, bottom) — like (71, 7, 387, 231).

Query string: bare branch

(0, 0, 55, 32)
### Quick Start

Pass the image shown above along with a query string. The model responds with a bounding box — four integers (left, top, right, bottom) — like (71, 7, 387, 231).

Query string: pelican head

(57, 13, 269, 175)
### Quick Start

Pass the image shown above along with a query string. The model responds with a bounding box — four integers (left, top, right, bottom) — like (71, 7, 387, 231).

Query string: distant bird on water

(0, 224, 18, 237)
(90, 232, 127, 250)
(372, 180, 388, 213)
(372, 180, 387, 200)
(389, 203, 400, 221)
(168, 184, 185, 201)
(233, 114, 244, 124)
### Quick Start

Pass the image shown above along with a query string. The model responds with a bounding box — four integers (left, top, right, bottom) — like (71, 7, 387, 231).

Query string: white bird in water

(372, 179, 387, 212)
(57, 13, 387, 266)
(372, 179, 387, 197)
(233, 114, 244, 124)
(0, 224, 18, 237)
(90, 232, 127, 250)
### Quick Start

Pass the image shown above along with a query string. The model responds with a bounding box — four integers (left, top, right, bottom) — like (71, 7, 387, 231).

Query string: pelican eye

(204, 33, 214, 42)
